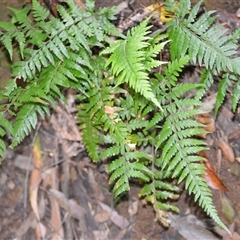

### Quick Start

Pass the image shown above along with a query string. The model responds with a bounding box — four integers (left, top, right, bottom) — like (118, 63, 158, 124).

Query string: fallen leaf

(221, 193, 236, 224)
(88, 168, 105, 201)
(49, 189, 85, 221)
(29, 169, 42, 221)
(35, 222, 46, 240)
(16, 212, 36, 238)
(50, 103, 82, 143)
(128, 199, 139, 217)
(13, 154, 33, 171)
(155, 209, 170, 227)
(215, 222, 238, 240)
(144, 2, 177, 23)
(169, 213, 217, 240)
(98, 201, 129, 229)
(33, 135, 43, 169)
(217, 139, 235, 163)
(104, 105, 116, 115)
(199, 92, 217, 112)
(93, 230, 109, 240)
(199, 151, 228, 191)
(94, 210, 109, 223)
(236, 157, 240, 163)
(49, 168, 64, 240)
(230, 161, 240, 176)
(195, 113, 215, 138)
(228, 129, 240, 144)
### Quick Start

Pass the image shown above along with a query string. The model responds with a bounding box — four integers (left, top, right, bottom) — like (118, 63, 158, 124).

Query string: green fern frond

(196, 69, 214, 99)
(215, 73, 232, 116)
(108, 155, 153, 197)
(79, 117, 101, 161)
(176, 0, 191, 19)
(0, 114, 13, 161)
(102, 17, 169, 109)
(0, 0, 118, 84)
(11, 104, 49, 148)
(187, 0, 202, 23)
(232, 79, 240, 112)
(167, 0, 240, 75)
(32, 0, 49, 21)
(230, 27, 240, 44)
(164, 56, 189, 85)
(139, 171, 180, 212)
(181, 160, 229, 232)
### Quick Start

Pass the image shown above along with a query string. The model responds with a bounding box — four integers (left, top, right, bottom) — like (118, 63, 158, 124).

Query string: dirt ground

(1, 0, 240, 239)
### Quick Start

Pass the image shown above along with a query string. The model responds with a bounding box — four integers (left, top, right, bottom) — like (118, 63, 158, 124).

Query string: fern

(0, 0, 239, 235)
(102, 17, 168, 109)
(0, 0, 120, 150)
(167, 0, 240, 113)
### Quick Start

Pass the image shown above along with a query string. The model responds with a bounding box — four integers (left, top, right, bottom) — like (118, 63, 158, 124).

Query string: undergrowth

(1, 0, 240, 233)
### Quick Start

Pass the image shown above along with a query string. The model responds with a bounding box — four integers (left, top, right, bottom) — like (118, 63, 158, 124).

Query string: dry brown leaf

(144, 2, 176, 23)
(50, 200, 64, 240)
(49, 189, 85, 220)
(88, 168, 105, 201)
(33, 135, 43, 169)
(93, 230, 109, 240)
(94, 210, 109, 223)
(111, 228, 128, 240)
(128, 199, 138, 217)
(49, 168, 64, 240)
(98, 201, 130, 229)
(13, 154, 33, 171)
(30, 169, 42, 221)
(221, 193, 236, 224)
(215, 222, 238, 240)
(230, 161, 240, 176)
(104, 105, 116, 115)
(232, 232, 240, 240)
(30, 136, 44, 225)
(199, 151, 228, 191)
(199, 92, 217, 112)
(228, 129, 240, 144)
(169, 213, 217, 240)
(35, 222, 46, 240)
(74, 0, 85, 10)
(217, 139, 235, 163)
(51, 105, 81, 141)
(16, 212, 36, 238)
(195, 113, 215, 138)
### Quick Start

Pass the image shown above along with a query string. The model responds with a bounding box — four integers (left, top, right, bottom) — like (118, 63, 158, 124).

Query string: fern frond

(139, 170, 180, 212)
(11, 104, 49, 148)
(180, 158, 228, 232)
(102, 17, 169, 109)
(176, 0, 191, 19)
(215, 73, 232, 116)
(0, 113, 13, 161)
(232, 79, 240, 112)
(79, 117, 102, 161)
(167, 2, 240, 75)
(108, 155, 152, 197)
(164, 55, 189, 85)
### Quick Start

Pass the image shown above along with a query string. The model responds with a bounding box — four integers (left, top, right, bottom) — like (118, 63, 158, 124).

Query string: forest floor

(1, 0, 240, 239)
